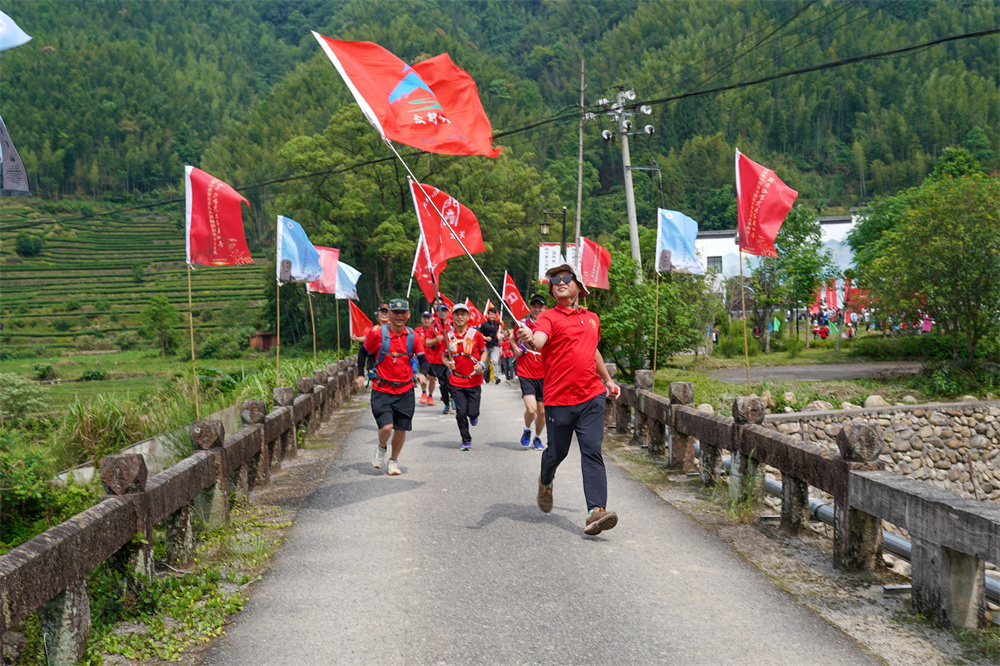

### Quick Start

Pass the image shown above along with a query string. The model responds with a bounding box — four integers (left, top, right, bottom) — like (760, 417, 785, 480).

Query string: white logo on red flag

(465, 299, 485, 327)
(409, 179, 485, 267)
(502, 271, 530, 320)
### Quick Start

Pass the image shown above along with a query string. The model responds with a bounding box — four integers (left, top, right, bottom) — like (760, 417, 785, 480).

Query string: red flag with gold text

(185, 166, 253, 267)
(735, 149, 798, 258)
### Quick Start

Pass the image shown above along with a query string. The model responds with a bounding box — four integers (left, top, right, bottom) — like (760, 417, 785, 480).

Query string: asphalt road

(204, 382, 874, 665)
(710, 361, 923, 384)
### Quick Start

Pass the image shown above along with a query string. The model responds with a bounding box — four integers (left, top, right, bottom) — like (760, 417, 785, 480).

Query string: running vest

(447, 327, 481, 379)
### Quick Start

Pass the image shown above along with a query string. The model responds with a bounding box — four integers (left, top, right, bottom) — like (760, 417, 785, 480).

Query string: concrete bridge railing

(0, 360, 357, 665)
(609, 381, 1000, 630)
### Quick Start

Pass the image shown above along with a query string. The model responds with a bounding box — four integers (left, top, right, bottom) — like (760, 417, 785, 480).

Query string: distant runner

(479, 307, 503, 385)
(516, 264, 620, 536)
(417, 310, 444, 407)
(443, 302, 487, 451)
(514, 293, 547, 451)
(356, 303, 390, 383)
(432, 299, 455, 415)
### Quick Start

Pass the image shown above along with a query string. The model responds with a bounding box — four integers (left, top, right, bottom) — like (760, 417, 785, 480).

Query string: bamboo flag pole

(276, 282, 281, 387)
(187, 265, 200, 419)
(308, 290, 317, 366)
(739, 249, 751, 393)
(653, 270, 660, 389)
(336, 297, 341, 355)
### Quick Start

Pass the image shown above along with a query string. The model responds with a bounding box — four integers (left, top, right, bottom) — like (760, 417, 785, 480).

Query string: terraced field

(1, 199, 266, 355)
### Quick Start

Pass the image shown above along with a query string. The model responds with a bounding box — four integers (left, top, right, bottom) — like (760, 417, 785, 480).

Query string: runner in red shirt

(517, 263, 620, 536)
(416, 311, 444, 406)
(514, 293, 547, 451)
(354, 298, 428, 476)
(443, 302, 488, 451)
(431, 298, 455, 415)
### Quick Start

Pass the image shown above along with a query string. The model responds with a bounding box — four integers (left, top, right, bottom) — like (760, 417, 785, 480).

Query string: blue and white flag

(0, 11, 31, 52)
(655, 209, 703, 275)
(276, 215, 322, 284)
(335, 261, 361, 300)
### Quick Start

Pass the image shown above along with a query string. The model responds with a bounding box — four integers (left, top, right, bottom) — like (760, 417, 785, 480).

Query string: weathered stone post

(100, 454, 153, 605)
(325, 363, 342, 404)
(313, 371, 328, 419)
(642, 391, 667, 456)
(833, 421, 885, 570)
(668, 382, 696, 469)
(780, 474, 809, 535)
(190, 419, 229, 531)
(164, 502, 196, 568)
(730, 396, 765, 502)
(241, 400, 269, 489)
(911, 538, 985, 628)
(603, 363, 618, 428)
(37, 579, 91, 666)
(274, 387, 297, 459)
(297, 377, 316, 434)
(631, 374, 652, 449)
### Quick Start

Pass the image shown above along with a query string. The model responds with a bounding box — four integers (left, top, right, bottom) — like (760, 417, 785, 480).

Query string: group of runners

(353, 263, 621, 536)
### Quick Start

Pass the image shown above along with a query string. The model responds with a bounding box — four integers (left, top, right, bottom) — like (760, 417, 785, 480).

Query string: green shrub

(94, 299, 110, 311)
(850, 334, 975, 361)
(113, 330, 143, 350)
(81, 369, 109, 381)
(0, 372, 49, 425)
(63, 299, 82, 312)
(52, 317, 75, 332)
(199, 325, 255, 359)
(14, 232, 44, 257)
(75, 335, 116, 352)
(32, 363, 58, 381)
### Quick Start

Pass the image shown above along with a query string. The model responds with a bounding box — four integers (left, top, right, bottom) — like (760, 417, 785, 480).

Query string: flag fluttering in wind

(276, 216, 322, 284)
(440, 294, 455, 311)
(465, 299, 485, 327)
(311, 32, 501, 158)
(335, 261, 362, 300)
(413, 236, 446, 303)
(826, 279, 838, 309)
(410, 178, 485, 266)
(483, 299, 494, 318)
(735, 148, 798, 258)
(0, 11, 31, 52)
(0, 114, 29, 196)
(348, 299, 373, 338)
(655, 209, 704, 274)
(502, 271, 530, 320)
(578, 237, 611, 290)
(185, 166, 253, 267)
(307, 246, 340, 294)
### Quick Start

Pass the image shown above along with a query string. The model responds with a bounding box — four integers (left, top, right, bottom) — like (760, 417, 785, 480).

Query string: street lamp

(541, 206, 569, 257)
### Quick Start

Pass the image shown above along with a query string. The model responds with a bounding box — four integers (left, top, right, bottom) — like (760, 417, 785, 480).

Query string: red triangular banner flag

(440, 294, 455, 311)
(185, 166, 253, 267)
(502, 271, 531, 320)
(735, 148, 798, 258)
(307, 246, 340, 294)
(312, 33, 501, 158)
(413, 236, 446, 304)
(579, 237, 611, 290)
(483, 299, 494, 319)
(348, 299, 373, 339)
(465, 298, 485, 327)
(409, 178, 485, 267)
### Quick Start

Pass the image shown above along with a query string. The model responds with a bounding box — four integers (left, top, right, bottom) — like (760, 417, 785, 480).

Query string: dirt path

(710, 361, 923, 384)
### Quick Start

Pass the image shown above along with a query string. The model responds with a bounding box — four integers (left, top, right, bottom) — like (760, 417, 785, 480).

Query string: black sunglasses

(549, 274, 576, 286)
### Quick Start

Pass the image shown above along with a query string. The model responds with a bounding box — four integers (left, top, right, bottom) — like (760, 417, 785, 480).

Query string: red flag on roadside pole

(413, 236, 447, 303)
(578, 237, 611, 290)
(502, 271, 530, 320)
(307, 246, 340, 294)
(348, 299, 373, 338)
(826, 279, 838, 309)
(735, 148, 798, 258)
(311, 32, 501, 158)
(409, 178, 485, 266)
(185, 166, 253, 266)
(465, 299, 485, 327)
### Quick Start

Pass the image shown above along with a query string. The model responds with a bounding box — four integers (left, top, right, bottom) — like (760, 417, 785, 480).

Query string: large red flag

(413, 237, 446, 303)
(826, 279, 838, 309)
(312, 33, 501, 158)
(185, 166, 253, 266)
(735, 148, 798, 257)
(307, 246, 339, 294)
(410, 179, 485, 266)
(465, 299, 485, 327)
(502, 271, 530, 320)
(808, 288, 822, 316)
(348, 299, 373, 338)
(579, 237, 611, 290)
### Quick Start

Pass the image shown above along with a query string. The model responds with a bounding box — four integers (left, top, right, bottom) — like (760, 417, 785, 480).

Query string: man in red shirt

(516, 264, 620, 536)
(354, 298, 428, 476)
(417, 311, 445, 406)
(443, 302, 488, 451)
(431, 299, 455, 415)
(514, 293, 547, 451)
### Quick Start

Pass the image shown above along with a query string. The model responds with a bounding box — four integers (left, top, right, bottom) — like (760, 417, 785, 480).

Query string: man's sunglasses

(549, 274, 576, 286)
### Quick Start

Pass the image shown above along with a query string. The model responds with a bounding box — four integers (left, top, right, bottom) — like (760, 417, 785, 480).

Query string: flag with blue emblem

(0, 11, 31, 52)
(276, 215, 323, 284)
(655, 209, 704, 275)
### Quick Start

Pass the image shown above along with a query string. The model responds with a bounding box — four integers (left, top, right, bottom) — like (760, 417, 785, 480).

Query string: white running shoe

(387, 459, 402, 476)
(372, 445, 387, 469)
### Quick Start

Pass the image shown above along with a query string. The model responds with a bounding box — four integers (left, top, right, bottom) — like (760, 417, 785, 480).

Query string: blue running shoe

(460, 441, 471, 451)
(441, 404, 451, 415)
(520, 428, 532, 447)
(470, 417, 478, 427)
(451, 399, 456, 411)
(533, 436, 545, 451)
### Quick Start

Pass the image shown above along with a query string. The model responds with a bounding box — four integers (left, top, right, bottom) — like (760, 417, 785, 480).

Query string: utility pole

(575, 58, 585, 256)
(618, 90, 642, 282)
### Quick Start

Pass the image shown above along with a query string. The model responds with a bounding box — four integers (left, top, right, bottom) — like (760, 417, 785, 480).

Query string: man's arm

(515, 326, 548, 350)
(595, 348, 620, 397)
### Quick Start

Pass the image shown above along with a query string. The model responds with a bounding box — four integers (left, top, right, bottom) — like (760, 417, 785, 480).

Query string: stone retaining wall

(765, 401, 1000, 502)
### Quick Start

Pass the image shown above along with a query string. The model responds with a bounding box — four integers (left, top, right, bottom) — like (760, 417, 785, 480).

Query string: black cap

(377, 303, 389, 311)
(528, 293, 546, 305)
(421, 311, 432, 317)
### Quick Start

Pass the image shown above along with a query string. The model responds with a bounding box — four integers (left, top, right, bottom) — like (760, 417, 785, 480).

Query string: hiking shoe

(495, 378, 501, 385)
(584, 508, 618, 535)
(441, 404, 451, 415)
(520, 428, 532, 447)
(419, 393, 428, 405)
(451, 399, 456, 411)
(533, 436, 544, 451)
(387, 459, 401, 476)
(460, 441, 471, 451)
(427, 395, 435, 406)
(537, 478, 553, 513)
(372, 445, 387, 469)
(470, 417, 478, 427)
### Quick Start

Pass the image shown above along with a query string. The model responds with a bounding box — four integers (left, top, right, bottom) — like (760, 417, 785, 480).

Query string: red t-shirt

(535, 304, 605, 406)
(363, 326, 426, 395)
(446, 327, 486, 388)
(420, 322, 445, 365)
(515, 315, 544, 379)
(500, 337, 513, 358)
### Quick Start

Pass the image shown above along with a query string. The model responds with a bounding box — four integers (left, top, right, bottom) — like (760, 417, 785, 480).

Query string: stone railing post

(780, 474, 809, 535)
(912, 538, 986, 628)
(730, 396, 765, 502)
(603, 363, 618, 428)
(297, 377, 316, 433)
(325, 363, 342, 405)
(37, 579, 90, 666)
(313, 371, 329, 419)
(274, 387, 297, 459)
(190, 419, 229, 531)
(241, 400, 268, 490)
(100, 454, 153, 604)
(668, 382, 695, 470)
(628, 372, 651, 447)
(833, 421, 885, 571)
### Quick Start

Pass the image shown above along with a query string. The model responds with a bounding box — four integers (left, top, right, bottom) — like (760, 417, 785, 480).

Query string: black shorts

(518, 376, 544, 401)
(428, 363, 449, 380)
(370, 389, 415, 431)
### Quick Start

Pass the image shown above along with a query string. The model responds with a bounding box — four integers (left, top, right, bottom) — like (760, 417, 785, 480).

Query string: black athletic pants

(438, 371, 451, 405)
(540, 394, 608, 511)
(451, 385, 481, 443)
